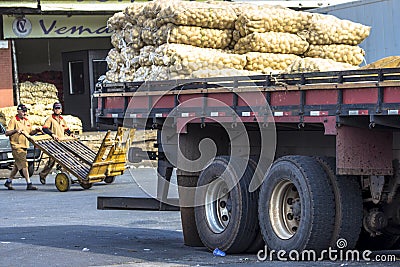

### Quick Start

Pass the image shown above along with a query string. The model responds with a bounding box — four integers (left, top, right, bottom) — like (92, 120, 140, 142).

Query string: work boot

(4, 181, 14, 190)
(39, 174, 46, 185)
(26, 183, 38, 190)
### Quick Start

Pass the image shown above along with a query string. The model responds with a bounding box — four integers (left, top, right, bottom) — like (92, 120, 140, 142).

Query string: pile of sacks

(105, 0, 370, 82)
(0, 82, 82, 133)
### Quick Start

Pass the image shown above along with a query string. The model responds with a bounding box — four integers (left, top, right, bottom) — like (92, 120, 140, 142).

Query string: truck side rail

(94, 68, 400, 131)
(95, 68, 400, 94)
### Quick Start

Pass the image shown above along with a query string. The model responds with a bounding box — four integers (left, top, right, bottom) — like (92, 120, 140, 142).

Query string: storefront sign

(3, 15, 112, 38)
(0, 1, 37, 8)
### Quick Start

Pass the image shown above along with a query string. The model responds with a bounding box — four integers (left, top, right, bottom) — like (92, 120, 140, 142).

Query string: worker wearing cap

(4, 104, 41, 190)
(39, 102, 74, 184)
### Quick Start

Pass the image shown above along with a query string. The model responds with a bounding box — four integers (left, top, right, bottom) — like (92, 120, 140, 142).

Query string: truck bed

(94, 68, 400, 133)
(94, 67, 400, 254)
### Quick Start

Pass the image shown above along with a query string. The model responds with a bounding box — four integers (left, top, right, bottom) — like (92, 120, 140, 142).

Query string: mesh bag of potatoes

(235, 7, 311, 37)
(111, 30, 126, 50)
(20, 82, 58, 105)
(0, 83, 83, 132)
(146, 65, 242, 80)
(120, 45, 140, 70)
(245, 52, 300, 73)
(154, 23, 233, 49)
(234, 32, 309, 55)
(107, 11, 126, 31)
(153, 44, 246, 72)
(28, 103, 52, 117)
(118, 66, 136, 82)
(105, 70, 120, 82)
(206, 1, 278, 16)
(304, 44, 365, 66)
(138, 45, 156, 66)
(63, 115, 83, 134)
(106, 67, 136, 83)
(123, 23, 145, 50)
(27, 114, 45, 127)
(286, 57, 357, 73)
(0, 107, 49, 129)
(191, 68, 262, 79)
(148, 65, 173, 81)
(140, 19, 159, 45)
(133, 66, 176, 81)
(141, 0, 180, 19)
(106, 47, 138, 82)
(307, 14, 371, 45)
(106, 48, 124, 71)
(134, 66, 151, 81)
(156, 0, 237, 30)
(124, 2, 145, 24)
(131, 44, 247, 80)
(0, 106, 16, 126)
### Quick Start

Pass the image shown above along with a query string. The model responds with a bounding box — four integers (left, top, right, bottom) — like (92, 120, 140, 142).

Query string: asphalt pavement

(0, 166, 399, 267)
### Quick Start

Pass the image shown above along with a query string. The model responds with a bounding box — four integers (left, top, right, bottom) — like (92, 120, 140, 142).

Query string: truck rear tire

(245, 158, 265, 253)
(314, 157, 363, 250)
(194, 156, 258, 253)
(258, 156, 335, 253)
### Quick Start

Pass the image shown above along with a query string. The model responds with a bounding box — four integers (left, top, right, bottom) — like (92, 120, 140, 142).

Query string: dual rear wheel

(194, 155, 363, 254)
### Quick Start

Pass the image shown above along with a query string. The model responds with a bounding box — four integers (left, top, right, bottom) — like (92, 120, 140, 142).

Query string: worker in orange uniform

(4, 104, 41, 190)
(39, 102, 74, 184)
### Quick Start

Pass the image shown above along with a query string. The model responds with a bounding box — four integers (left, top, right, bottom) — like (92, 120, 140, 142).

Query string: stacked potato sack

(152, 0, 235, 49)
(137, 43, 247, 80)
(285, 58, 357, 73)
(235, 6, 311, 36)
(106, 0, 248, 81)
(105, 0, 371, 81)
(106, 7, 143, 82)
(302, 14, 369, 66)
(234, 6, 369, 73)
(191, 68, 263, 79)
(106, 3, 146, 82)
(0, 106, 15, 126)
(20, 81, 59, 105)
(63, 115, 83, 134)
(245, 52, 301, 74)
(138, 1, 235, 49)
(234, 5, 309, 73)
(0, 82, 83, 133)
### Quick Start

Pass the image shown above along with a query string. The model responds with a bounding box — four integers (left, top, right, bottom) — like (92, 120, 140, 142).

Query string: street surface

(0, 166, 399, 267)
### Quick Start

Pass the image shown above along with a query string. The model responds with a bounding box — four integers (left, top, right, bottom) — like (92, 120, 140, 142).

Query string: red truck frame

(94, 68, 400, 254)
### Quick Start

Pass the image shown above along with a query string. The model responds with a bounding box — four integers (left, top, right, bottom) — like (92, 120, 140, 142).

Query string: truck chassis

(94, 68, 400, 253)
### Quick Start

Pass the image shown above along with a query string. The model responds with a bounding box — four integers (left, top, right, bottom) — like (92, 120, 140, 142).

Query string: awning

(39, 0, 136, 11)
(0, 1, 38, 8)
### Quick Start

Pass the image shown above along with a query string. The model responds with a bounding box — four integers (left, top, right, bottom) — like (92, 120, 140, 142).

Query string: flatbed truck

(94, 68, 400, 253)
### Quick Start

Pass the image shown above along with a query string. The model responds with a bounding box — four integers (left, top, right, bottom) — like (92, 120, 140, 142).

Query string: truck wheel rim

(269, 179, 300, 239)
(205, 178, 231, 234)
